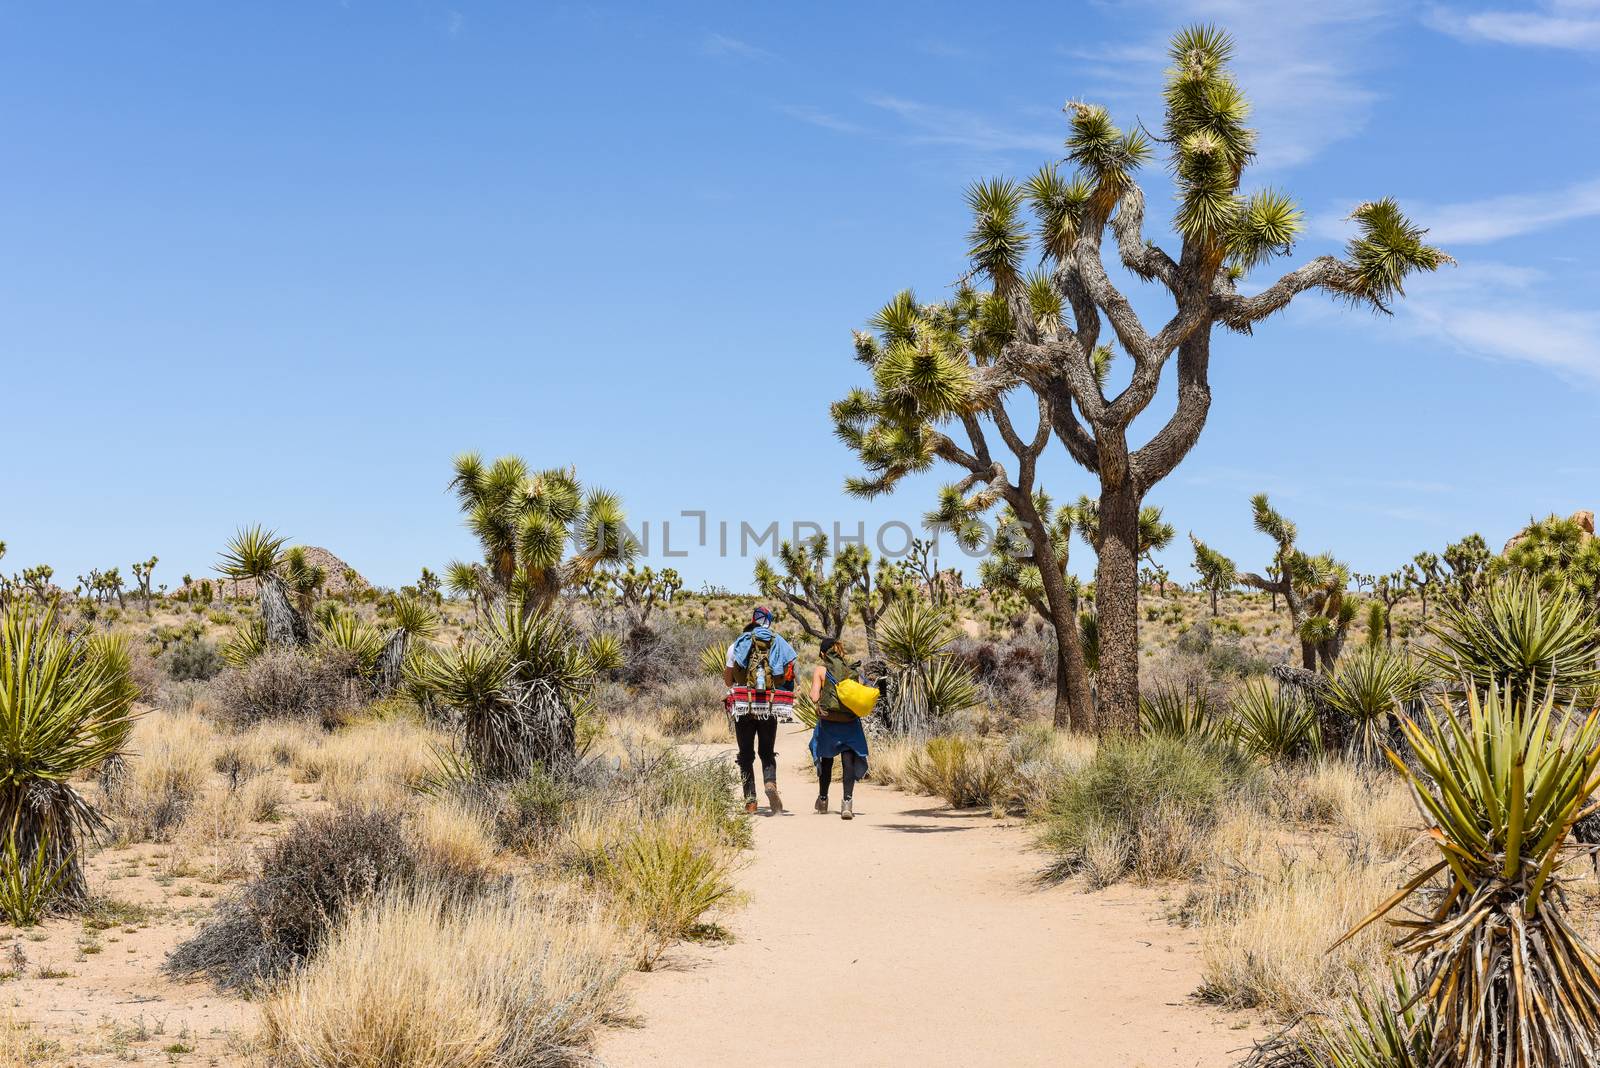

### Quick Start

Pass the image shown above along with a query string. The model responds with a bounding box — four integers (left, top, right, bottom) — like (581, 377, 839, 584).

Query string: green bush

(166, 637, 224, 681)
(1038, 734, 1254, 888)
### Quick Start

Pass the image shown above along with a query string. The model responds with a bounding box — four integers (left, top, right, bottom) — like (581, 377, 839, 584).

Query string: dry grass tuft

(301, 718, 446, 809)
(261, 886, 629, 1068)
(1191, 802, 1421, 1018)
(410, 799, 500, 878)
(104, 709, 216, 844)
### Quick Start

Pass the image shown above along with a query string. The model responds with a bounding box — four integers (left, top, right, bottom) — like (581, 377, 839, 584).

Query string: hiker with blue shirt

(810, 636, 871, 820)
(723, 605, 797, 814)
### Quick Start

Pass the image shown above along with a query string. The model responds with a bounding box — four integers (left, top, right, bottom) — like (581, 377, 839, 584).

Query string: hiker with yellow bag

(809, 637, 876, 820)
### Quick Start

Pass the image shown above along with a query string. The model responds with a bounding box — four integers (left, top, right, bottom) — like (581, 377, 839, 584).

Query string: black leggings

(734, 715, 778, 794)
(817, 751, 867, 801)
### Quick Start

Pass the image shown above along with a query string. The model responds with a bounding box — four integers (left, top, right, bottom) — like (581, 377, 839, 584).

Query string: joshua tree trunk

(1209, 588, 1219, 616)
(1020, 498, 1093, 732)
(1095, 480, 1142, 734)
(374, 629, 409, 695)
(259, 575, 306, 647)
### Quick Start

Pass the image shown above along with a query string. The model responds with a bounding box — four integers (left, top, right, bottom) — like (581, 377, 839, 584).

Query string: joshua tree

(834, 26, 1446, 729)
(1237, 494, 1354, 670)
(612, 564, 682, 631)
(976, 496, 1095, 729)
(1440, 533, 1491, 606)
(447, 453, 632, 617)
(1369, 570, 1406, 645)
(1189, 533, 1235, 616)
(833, 288, 1097, 730)
(131, 556, 158, 615)
(217, 526, 307, 647)
(1409, 551, 1438, 618)
(445, 560, 490, 621)
(280, 547, 326, 622)
(754, 534, 853, 644)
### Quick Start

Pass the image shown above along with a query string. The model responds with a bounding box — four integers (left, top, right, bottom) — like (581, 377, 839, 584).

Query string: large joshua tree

(446, 453, 632, 617)
(839, 26, 1447, 730)
(1237, 493, 1355, 670)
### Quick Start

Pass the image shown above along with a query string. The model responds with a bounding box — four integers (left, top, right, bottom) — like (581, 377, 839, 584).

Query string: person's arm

(724, 641, 739, 688)
(810, 664, 826, 702)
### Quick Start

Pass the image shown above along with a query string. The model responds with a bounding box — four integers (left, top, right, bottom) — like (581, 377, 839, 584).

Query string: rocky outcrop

(1502, 509, 1594, 556)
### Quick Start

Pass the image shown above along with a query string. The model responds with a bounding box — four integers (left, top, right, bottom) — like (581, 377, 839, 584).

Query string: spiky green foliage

(447, 453, 633, 616)
(217, 525, 286, 581)
(1139, 686, 1223, 745)
(222, 618, 268, 668)
(753, 534, 856, 643)
(1339, 686, 1600, 1067)
(1239, 494, 1354, 670)
(1305, 967, 1434, 1068)
(1493, 513, 1600, 608)
(1421, 576, 1600, 705)
(1190, 534, 1237, 616)
(979, 496, 1078, 619)
(1229, 679, 1319, 760)
(314, 612, 385, 678)
(0, 603, 137, 911)
(408, 603, 603, 779)
(878, 599, 979, 736)
(1322, 646, 1426, 763)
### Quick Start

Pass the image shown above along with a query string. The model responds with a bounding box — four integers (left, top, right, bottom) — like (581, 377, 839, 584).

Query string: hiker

(724, 605, 797, 814)
(809, 637, 871, 820)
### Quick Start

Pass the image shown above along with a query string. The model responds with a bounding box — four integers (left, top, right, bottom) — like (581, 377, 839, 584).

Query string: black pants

(817, 751, 867, 802)
(734, 715, 778, 798)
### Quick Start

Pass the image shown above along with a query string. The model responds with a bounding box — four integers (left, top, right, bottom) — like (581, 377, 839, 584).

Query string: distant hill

(181, 546, 370, 599)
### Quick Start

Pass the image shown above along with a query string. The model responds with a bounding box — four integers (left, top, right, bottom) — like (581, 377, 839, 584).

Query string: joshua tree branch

(1110, 187, 1179, 290)
(1132, 331, 1213, 493)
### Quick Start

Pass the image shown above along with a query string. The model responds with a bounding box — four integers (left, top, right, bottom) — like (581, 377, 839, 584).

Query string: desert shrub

(260, 885, 628, 1068)
(102, 710, 213, 844)
(166, 637, 224, 681)
(1422, 575, 1600, 703)
(126, 640, 165, 702)
(1039, 734, 1254, 887)
(212, 649, 350, 728)
(1191, 806, 1410, 1019)
(165, 807, 488, 992)
(619, 617, 726, 688)
(598, 811, 740, 969)
(904, 735, 1008, 809)
(655, 676, 725, 736)
(494, 763, 577, 851)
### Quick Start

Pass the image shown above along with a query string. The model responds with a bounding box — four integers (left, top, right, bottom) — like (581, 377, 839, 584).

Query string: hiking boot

(745, 799, 758, 815)
(814, 795, 829, 814)
(765, 780, 784, 814)
(841, 798, 854, 821)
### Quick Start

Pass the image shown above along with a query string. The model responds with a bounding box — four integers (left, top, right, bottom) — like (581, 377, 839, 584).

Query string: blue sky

(2, 1, 1598, 594)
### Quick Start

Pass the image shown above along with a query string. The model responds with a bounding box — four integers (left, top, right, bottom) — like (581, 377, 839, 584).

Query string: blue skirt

(809, 717, 870, 771)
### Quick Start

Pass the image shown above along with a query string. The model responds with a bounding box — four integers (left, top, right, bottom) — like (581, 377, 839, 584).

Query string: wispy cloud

(701, 33, 772, 60)
(1426, 1, 1600, 50)
(778, 105, 869, 136)
(1400, 262, 1600, 382)
(1311, 175, 1600, 246)
(1067, 1, 1394, 170)
(864, 95, 1061, 154)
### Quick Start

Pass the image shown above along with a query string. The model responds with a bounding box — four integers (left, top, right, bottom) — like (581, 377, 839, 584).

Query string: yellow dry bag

(835, 678, 880, 718)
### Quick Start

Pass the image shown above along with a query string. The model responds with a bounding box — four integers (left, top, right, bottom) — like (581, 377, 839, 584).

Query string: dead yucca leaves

(1337, 684, 1600, 1067)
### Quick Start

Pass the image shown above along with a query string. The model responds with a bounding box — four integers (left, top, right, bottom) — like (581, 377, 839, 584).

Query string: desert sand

(598, 744, 1260, 1068)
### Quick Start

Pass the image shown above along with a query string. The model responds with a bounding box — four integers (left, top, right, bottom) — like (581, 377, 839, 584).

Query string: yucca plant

(371, 595, 440, 696)
(1305, 966, 1434, 1068)
(1229, 678, 1320, 761)
(217, 526, 306, 647)
(1337, 685, 1600, 1066)
(0, 603, 137, 911)
(408, 602, 603, 778)
(314, 611, 385, 679)
(221, 617, 268, 668)
(1322, 646, 1427, 764)
(1139, 685, 1223, 744)
(698, 641, 729, 679)
(878, 599, 979, 736)
(1421, 576, 1600, 705)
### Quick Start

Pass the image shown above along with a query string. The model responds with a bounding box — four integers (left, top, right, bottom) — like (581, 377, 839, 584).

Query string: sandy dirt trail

(598, 746, 1259, 1068)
